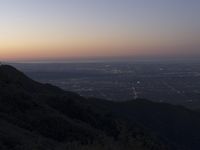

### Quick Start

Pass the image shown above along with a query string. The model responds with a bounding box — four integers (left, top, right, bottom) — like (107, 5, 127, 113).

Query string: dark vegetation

(0, 65, 200, 149)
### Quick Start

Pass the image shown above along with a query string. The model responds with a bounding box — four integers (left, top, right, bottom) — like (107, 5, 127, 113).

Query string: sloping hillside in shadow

(0, 65, 199, 150)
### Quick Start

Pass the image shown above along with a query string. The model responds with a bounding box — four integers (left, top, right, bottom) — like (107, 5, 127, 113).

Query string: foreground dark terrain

(0, 65, 200, 150)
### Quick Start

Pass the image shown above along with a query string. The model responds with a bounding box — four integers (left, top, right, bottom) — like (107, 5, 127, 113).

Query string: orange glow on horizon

(1, 25, 199, 61)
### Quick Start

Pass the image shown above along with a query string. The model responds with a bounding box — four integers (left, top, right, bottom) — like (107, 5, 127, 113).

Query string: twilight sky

(0, 0, 200, 61)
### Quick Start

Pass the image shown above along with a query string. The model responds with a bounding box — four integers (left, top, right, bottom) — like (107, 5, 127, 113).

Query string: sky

(0, 0, 200, 61)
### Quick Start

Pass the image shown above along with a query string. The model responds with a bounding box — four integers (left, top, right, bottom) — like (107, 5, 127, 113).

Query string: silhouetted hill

(0, 65, 64, 94)
(0, 65, 199, 149)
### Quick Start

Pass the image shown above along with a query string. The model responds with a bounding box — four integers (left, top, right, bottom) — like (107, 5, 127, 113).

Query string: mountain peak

(0, 64, 64, 94)
(0, 64, 30, 83)
(0, 64, 22, 74)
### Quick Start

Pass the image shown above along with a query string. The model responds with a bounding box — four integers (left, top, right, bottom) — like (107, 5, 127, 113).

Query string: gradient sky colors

(0, 0, 200, 61)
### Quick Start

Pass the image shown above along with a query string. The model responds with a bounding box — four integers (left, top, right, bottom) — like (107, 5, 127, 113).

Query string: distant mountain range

(0, 65, 200, 150)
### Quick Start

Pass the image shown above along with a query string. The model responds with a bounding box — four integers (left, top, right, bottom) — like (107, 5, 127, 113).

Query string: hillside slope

(0, 65, 199, 149)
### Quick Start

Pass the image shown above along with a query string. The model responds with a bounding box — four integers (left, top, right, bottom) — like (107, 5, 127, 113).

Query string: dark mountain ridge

(0, 65, 200, 150)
